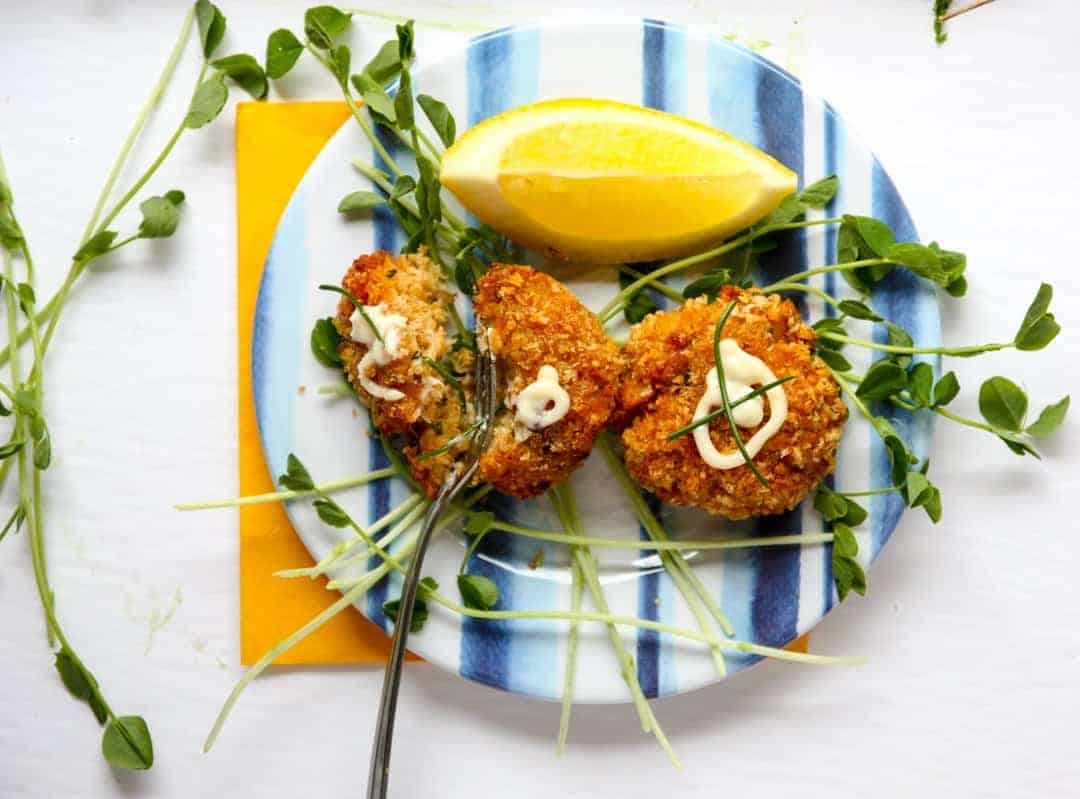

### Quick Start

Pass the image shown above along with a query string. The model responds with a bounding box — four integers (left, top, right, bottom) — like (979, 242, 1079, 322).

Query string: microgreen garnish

(416, 420, 481, 461)
(0, 0, 261, 768)
(457, 573, 499, 610)
(831, 523, 866, 601)
(422, 355, 468, 417)
(383, 577, 438, 632)
(337, 190, 384, 214)
(666, 375, 796, 441)
(712, 302, 770, 487)
(310, 317, 343, 368)
(317, 283, 383, 343)
(265, 29, 304, 78)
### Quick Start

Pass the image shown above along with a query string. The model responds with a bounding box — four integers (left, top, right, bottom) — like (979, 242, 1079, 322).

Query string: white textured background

(1, 1, 1077, 797)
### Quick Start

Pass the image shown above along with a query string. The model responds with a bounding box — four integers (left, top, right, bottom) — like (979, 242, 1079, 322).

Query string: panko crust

(618, 288, 847, 520)
(474, 264, 623, 498)
(334, 250, 473, 495)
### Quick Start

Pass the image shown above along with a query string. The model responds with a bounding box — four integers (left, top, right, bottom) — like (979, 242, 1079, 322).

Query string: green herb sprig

(0, 0, 269, 769)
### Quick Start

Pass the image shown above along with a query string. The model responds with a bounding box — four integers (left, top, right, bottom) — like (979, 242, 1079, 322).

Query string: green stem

(596, 434, 738, 639)
(278, 493, 425, 579)
(598, 217, 843, 322)
(81, 6, 196, 241)
(766, 281, 843, 310)
(619, 266, 684, 303)
(556, 556, 583, 756)
(838, 486, 901, 498)
(174, 467, 398, 510)
(821, 331, 1012, 357)
(488, 521, 832, 552)
(760, 258, 890, 292)
(94, 60, 210, 236)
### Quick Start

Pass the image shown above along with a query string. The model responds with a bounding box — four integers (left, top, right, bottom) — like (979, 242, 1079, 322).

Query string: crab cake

(618, 288, 846, 520)
(334, 250, 474, 494)
(473, 264, 622, 498)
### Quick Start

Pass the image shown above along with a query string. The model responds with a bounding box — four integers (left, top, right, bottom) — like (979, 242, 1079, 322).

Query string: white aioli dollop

(692, 339, 789, 470)
(349, 304, 407, 401)
(512, 365, 570, 442)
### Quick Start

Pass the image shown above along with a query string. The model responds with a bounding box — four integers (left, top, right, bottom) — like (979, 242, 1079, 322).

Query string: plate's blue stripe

(253, 188, 307, 479)
(748, 54, 805, 651)
(821, 103, 844, 613)
(458, 26, 555, 697)
(365, 127, 404, 631)
(637, 17, 685, 699)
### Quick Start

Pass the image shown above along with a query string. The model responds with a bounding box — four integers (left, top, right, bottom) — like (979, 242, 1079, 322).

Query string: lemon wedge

(440, 98, 797, 264)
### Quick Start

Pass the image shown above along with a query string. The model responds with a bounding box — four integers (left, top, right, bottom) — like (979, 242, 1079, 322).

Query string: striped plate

(252, 19, 938, 702)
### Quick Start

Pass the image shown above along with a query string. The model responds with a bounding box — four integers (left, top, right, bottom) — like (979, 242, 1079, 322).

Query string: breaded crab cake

(617, 288, 847, 520)
(334, 250, 474, 494)
(473, 264, 623, 498)
(334, 255, 621, 499)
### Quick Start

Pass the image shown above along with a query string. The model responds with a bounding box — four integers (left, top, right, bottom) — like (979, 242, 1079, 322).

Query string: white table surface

(2, 1, 1078, 797)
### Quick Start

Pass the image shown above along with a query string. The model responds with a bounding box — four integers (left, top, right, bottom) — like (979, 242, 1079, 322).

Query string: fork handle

(365, 500, 442, 799)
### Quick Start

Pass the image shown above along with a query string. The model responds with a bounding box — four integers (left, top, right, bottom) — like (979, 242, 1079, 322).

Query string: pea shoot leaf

(885, 321, 914, 368)
(1014, 283, 1060, 351)
(796, 174, 838, 208)
(932, 371, 960, 407)
(74, 230, 118, 261)
(816, 347, 852, 373)
(137, 193, 184, 239)
(382, 596, 429, 632)
(394, 68, 415, 130)
(310, 317, 342, 367)
(279, 453, 315, 491)
(337, 190, 384, 214)
(212, 53, 268, 99)
(266, 29, 304, 79)
(840, 496, 868, 526)
(0, 213, 22, 247)
(458, 573, 499, 610)
(837, 299, 882, 321)
(1025, 396, 1069, 438)
(995, 430, 1041, 458)
(195, 0, 227, 59)
(620, 270, 660, 323)
(352, 72, 396, 122)
(831, 524, 866, 601)
(362, 40, 406, 86)
(813, 487, 848, 522)
(978, 376, 1027, 431)
(313, 497, 350, 528)
(851, 216, 895, 257)
(856, 359, 907, 401)
(682, 267, 733, 302)
(304, 5, 351, 50)
(464, 510, 495, 536)
(417, 94, 456, 146)
(907, 362, 934, 407)
(102, 716, 154, 771)
(184, 74, 229, 129)
(329, 44, 350, 89)
(396, 19, 415, 62)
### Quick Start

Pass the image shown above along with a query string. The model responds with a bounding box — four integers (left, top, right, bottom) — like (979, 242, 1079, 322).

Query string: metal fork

(366, 328, 497, 799)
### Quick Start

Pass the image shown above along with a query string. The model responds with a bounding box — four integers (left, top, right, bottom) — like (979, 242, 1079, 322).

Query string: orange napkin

(237, 101, 397, 665)
(235, 101, 807, 665)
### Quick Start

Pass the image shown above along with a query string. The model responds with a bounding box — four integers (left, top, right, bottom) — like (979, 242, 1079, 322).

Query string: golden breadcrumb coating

(618, 288, 847, 520)
(474, 264, 623, 498)
(334, 250, 473, 494)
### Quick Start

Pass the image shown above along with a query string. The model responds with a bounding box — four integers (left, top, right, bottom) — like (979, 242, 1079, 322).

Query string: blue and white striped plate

(253, 19, 938, 702)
